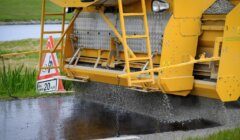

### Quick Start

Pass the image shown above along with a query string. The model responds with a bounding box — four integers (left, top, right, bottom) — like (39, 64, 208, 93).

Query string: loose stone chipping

(74, 82, 235, 125)
(205, 0, 234, 14)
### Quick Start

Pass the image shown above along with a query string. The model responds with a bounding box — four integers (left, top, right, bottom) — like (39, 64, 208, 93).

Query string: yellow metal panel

(50, 0, 99, 7)
(173, 0, 216, 18)
(95, 0, 139, 6)
(180, 19, 201, 36)
(217, 3, 240, 102)
(159, 1, 217, 94)
(65, 65, 161, 90)
(65, 65, 126, 85)
(159, 17, 197, 94)
(191, 80, 220, 99)
(160, 76, 194, 93)
(64, 24, 75, 58)
(160, 17, 199, 77)
(49, 0, 152, 9)
(230, 0, 240, 5)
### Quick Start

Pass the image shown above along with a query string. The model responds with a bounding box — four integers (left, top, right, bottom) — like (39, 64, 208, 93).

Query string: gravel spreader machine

(39, 0, 240, 102)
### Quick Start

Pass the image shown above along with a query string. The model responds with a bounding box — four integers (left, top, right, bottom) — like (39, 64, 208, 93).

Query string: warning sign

(37, 36, 65, 93)
(37, 78, 59, 93)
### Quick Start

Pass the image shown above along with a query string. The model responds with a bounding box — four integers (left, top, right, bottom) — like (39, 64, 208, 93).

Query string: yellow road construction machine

(39, 0, 240, 102)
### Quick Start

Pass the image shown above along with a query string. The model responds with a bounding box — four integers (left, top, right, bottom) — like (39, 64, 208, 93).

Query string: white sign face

(40, 53, 59, 77)
(37, 78, 59, 93)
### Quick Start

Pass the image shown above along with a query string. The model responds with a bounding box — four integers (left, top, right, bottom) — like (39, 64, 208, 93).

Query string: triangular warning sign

(37, 36, 65, 93)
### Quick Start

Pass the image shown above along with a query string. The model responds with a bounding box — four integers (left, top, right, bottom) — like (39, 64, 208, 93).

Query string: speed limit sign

(37, 78, 59, 93)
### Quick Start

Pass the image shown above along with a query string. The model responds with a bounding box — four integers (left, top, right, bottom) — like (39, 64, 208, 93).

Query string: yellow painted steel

(50, 0, 99, 7)
(0, 51, 39, 58)
(39, 0, 46, 74)
(117, 0, 155, 87)
(217, 3, 240, 102)
(173, 0, 217, 18)
(38, 0, 240, 102)
(119, 57, 220, 78)
(39, 0, 66, 73)
(0, 49, 62, 58)
(158, 0, 217, 95)
(118, 0, 131, 86)
(60, 7, 66, 71)
(191, 80, 220, 99)
(231, 0, 240, 5)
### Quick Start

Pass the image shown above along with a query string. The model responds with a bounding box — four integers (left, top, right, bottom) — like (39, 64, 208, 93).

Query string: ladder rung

(123, 13, 144, 16)
(131, 79, 154, 84)
(129, 57, 150, 61)
(43, 31, 63, 34)
(126, 35, 147, 39)
(45, 13, 64, 16)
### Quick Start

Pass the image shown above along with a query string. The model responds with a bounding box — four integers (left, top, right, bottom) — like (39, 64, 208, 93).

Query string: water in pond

(0, 96, 219, 140)
(0, 24, 67, 41)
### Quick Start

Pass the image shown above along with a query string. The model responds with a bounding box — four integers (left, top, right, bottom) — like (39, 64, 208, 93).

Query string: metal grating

(74, 12, 171, 53)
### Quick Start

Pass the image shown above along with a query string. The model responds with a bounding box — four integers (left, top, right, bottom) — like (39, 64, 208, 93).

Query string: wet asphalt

(0, 95, 222, 140)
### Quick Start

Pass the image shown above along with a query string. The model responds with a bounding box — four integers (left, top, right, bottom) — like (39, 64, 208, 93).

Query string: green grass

(0, 39, 40, 69)
(0, 0, 71, 22)
(0, 39, 39, 54)
(0, 39, 73, 100)
(188, 127, 240, 140)
(0, 64, 74, 100)
(0, 64, 37, 97)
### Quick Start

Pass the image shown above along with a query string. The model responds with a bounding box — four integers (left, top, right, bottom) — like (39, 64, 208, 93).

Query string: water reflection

(0, 96, 220, 140)
(0, 24, 67, 41)
(63, 99, 159, 139)
(38, 98, 63, 140)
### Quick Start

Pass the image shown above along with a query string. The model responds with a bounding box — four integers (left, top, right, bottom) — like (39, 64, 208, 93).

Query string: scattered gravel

(75, 82, 240, 124)
(204, 0, 234, 14)
(74, 82, 240, 140)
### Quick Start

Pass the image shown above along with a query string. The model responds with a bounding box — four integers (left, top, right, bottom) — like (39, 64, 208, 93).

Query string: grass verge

(188, 127, 240, 140)
(0, 0, 71, 22)
(0, 39, 40, 55)
(0, 39, 40, 69)
(0, 65, 36, 96)
(0, 64, 37, 100)
(0, 64, 74, 100)
(0, 39, 73, 100)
